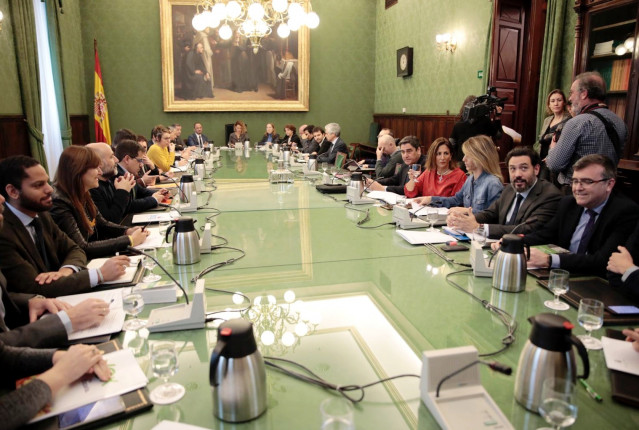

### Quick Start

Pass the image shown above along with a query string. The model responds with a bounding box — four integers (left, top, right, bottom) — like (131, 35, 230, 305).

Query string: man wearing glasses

(546, 72, 626, 194)
(523, 154, 638, 276)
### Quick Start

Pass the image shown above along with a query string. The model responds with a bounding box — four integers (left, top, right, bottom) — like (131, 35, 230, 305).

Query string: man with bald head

(87, 142, 136, 224)
(374, 134, 402, 179)
(546, 71, 627, 192)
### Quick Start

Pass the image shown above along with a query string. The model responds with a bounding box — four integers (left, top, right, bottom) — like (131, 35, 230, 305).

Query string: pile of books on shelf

(593, 40, 614, 56)
(599, 58, 632, 91)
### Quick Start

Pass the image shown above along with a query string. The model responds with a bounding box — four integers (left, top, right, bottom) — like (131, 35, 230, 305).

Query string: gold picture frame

(159, 0, 310, 112)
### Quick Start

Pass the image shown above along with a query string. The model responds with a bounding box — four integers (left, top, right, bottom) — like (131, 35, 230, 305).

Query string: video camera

(461, 87, 508, 124)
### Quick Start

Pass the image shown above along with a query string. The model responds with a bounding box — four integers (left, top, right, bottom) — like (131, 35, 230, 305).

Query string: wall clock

(397, 47, 413, 77)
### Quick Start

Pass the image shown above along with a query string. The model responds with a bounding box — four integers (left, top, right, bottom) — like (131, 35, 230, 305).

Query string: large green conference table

(109, 149, 639, 429)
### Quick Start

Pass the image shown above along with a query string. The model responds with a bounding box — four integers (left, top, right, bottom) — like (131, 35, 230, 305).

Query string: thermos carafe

(514, 313, 589, 412)
(492, 234, 529, 293)
(165, 217, 201, 265)
(349, 172, 365, 196)
(194, 158, 205, 179)
(210, 319, 267, 423)
(179, 174, 196, 203)
(307, 154, 317, 171)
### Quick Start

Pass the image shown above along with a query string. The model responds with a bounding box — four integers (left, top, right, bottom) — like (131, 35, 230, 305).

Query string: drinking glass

(150, 341, 185, 405)
(122, 291, 146, 331)
(473, 225, 487, 246)
(142, 248, 161, 282)
(427, 208, 439, 232)
(577, 298, 604, 350)
(411, 164, 422, 183)
(158, 222, 172, 261)
(321, 162, 328, 174)
(538, 378, 578, 430)
(320, 397, 354, 430)
(544, 269, 570, 311)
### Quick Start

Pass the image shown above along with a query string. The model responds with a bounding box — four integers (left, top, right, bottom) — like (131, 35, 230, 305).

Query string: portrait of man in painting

(161, 1, 309, 112)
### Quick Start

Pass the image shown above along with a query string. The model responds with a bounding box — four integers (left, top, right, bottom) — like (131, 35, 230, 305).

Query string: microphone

(509, 216, 538, 234)
(126, 246, 190, 304)
(436, 359, 512, 397)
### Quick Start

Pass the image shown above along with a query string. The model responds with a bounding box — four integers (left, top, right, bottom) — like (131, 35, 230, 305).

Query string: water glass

(122, 291, 146, 331)
(411, 164, 422, 183)
(150, 341, 185, 405)
(427, 208, 439, 232)
(544, 269, 570, 311)
(320, 397, 354, 430)
(322, 162, 328, 173)
(142, 248, 161, 282)
(538, 378, 578, 430)
(577, 298, 604, 350)
(473, 225, 487, 246)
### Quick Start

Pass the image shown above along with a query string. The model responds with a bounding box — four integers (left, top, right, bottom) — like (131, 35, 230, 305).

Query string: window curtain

(44, 0, 72, 149)
(483, 2, 495, 91)
(536, 0, 567, 137)
(10, 1, 48, 171)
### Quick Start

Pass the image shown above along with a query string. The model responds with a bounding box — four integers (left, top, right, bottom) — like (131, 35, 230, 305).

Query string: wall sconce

(436, 33, 457, 53)
(0, 10, 4, 32)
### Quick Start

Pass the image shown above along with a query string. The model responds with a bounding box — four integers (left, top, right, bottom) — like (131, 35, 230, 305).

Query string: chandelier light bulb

(288, 2, 304, 18)
(288, 17, 301, 31)
(256, 19, 269, 35)
(277, 23, 290, 38)
(211, 3, 226, 20)
(242, 19, 256, 34)
(267, 294, 276, 305)
(272, 0, 288, 13)
(232, 292, 244, 305)
(248, 2, 265, 20)
(192, 13, 207, 32)
(253, 295, 263, 306)
(306, 11, 320, 29)
(295, 322, 308, 336)
(284, 290, 296, 303)
(226, 1, 242, 20)
(281, 332, 296, 347)
(219, 23, 233, 40)
(261, 330, 275, 346)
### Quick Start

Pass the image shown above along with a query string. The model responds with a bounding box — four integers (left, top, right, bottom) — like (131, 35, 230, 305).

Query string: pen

(579, 378, 603, 402)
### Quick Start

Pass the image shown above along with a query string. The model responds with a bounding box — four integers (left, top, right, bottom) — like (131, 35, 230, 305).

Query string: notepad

(396, 229, 454, 245)
(56, 289, 126, 340)
(87, 256, 143, 285)
(602, 336, 639, 376)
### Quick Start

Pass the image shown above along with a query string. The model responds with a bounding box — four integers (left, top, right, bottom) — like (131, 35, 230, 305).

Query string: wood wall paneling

(70, 115, 91, 146)
(0, 116, 30, 159)
(373, 113, 457, 153)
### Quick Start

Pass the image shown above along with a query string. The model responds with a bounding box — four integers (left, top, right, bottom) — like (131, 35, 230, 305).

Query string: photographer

(449, 89, 505, 164)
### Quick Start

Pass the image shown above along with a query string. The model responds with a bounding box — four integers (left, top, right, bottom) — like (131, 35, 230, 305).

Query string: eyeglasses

(570, 178, 609, 186)
(135, 158, 145, 163)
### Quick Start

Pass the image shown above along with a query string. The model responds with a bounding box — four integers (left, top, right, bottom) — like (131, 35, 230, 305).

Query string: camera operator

(449, 89, 505, 164)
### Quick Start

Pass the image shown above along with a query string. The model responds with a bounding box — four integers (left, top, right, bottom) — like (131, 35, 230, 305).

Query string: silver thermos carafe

(282, 144, 291, 164)
(194, 158, 205, 179)
(514, 313, 590, 412)
(307, 154, 317, 171)
(492, 234, 529, 292)
(210, 319, 267, 423)
(165, 217, 201, 265)
(179, 174, 196, 203)
(349, 172, 365, 195)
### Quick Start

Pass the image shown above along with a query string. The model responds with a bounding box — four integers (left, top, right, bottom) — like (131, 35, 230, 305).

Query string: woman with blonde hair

(228, 120, 249, 148)
(405, 137, 467, 198)
(413, 135, 503, 213)
(51, 146, 147, 259)
(257, 123, 280, 146)
(535, 89, 571, 181)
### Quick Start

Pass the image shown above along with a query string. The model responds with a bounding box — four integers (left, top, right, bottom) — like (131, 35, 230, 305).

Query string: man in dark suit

(365, 136, 425, 195)
(522, 154, 639, 277)
(448, 146, 561, 238)
(0, 156, 128, 297)
(608, 223, 639, 301)
(317, 122, 348, 164)
(312, 126, 329, 155)
(187, 122, 210, 148)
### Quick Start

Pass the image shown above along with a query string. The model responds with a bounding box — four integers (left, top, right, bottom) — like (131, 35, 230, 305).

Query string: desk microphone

(436, 359, 512, 397)
(126, 246, 190, 304)
(509, 216, 538, 234)
(160, 173, 188, 202)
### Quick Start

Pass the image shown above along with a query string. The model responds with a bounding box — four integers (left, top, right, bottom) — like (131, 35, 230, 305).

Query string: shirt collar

(5, 202, 35, 227)
(585, 197, 609, 216)
(511, 179, 537, 199)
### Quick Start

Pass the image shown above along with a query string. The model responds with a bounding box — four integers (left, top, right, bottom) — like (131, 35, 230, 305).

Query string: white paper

(602, 336, 639, 376)
(28, 349, 148, 423)
(134, 226, 166, 249)
(153, 421, 212, 430)
(170, 165, 188, 172)
(56, 289, 126, 340)
(396, 229, 455, 245)
(87, 255, 143, 284)
(366, 190, 403, 205)
(132, 210, 180, 224)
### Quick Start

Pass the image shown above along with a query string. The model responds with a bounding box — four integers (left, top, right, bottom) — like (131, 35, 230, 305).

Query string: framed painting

(159, 0, 310, 112)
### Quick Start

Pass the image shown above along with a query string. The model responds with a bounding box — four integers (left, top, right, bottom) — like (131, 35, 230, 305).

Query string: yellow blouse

(147, 144, 175, 172)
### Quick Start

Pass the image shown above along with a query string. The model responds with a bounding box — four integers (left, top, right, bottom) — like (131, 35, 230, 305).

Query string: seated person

(366, 136, 426, 195)
(359, 128, 394, 166)
(51, 146, 148, 259)
(0, 342, 110, 429)
(300, 124, 319, 154)
(281, 124, 301, 150)
(317, 123, 348, 164)
(147, 125, 192, 173)
(446, 146, 561, 238)
(114, 139, 167, 213)
(312, 126, 329, 155)
(136, 134, 159, 178)
(413, 135, 503, 213)
(373, 134, 403, 179)
(228, 120, 249, 148)
(0, 156, 130, 297)
(257, 123, 280, 146)
(607, 222, 639, 301)
(187, 122, 210, 148)
(111, 128, 136, 149)
(405, 137, 466, 199)
(515, 154, 639, 277)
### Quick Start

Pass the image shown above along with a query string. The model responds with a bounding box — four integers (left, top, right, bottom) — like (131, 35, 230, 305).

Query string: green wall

(0, 0, 23, 115)
(78, 0, 376, 145)
(57, 0, 86, 114)
(374, 0, 493, 115)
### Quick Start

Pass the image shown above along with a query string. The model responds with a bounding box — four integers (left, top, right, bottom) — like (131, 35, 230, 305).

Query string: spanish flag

(94, 39, 111, 145)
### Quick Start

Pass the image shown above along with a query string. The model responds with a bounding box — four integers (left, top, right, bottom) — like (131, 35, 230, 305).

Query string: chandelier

(191, 0, 319, 54)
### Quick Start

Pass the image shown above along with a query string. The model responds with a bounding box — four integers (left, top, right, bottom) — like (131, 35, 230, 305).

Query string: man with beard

(300, 124, 319, 154)
(311, 126, 328, 155)
(365, 136, 426, 195)
(0, 156, 129, 297)
(447, 146, 561, 239)
(88, 142, 137, 224)
(504, 154, 639, 277)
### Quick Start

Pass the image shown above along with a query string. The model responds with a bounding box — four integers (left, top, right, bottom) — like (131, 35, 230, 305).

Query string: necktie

(198, 135, 202, 147)
(577, 209, 598, 254)
(506, 194, 523, 225)
(30, 217, 51, 271)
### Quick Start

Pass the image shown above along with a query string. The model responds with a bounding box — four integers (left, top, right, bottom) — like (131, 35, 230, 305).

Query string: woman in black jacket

(51, 146, 147, 259)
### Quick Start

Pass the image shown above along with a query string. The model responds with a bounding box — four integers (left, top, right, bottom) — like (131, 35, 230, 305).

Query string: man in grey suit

(317, 122, 348, 164)
(447, 146, 561, 239)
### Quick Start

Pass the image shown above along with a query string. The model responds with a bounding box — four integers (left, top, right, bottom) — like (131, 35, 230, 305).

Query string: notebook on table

(604, 329, 639, 409)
